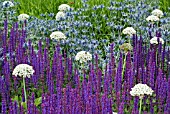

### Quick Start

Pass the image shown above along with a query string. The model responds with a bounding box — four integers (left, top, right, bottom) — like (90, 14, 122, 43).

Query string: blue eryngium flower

(48, 13, 54, 17)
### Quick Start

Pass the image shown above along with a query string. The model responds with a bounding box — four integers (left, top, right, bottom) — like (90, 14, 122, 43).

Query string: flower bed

(0, 0, 170, 114)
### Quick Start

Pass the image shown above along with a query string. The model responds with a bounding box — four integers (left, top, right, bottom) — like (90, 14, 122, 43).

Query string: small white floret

(18, 14, 29, 21)
(2, 1, 14, 8)
(12, 64, 34, 78)
(58, 4, 71, 11)
(50, 31, 66, 40)
(151, 9, 163, 18)
(55, 12, 66, 21)
(130, 83, 154, 99)
(75, 51, 92, 63)
(146, 15, 159, 22)
(122, 27, 136, 36)
(150, 37, 164, 44)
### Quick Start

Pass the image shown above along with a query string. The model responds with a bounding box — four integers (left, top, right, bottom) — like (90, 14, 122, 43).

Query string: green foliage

(13, 0, 113, 18)
(21, 102, 27, 109)
(159, 0, 170, 12)
(14, 0, 73, 17)
(12, 96, 42, 108)
(34, 97, 42, 107)
(12, 95, 22, 102)
(14, 0, 170, 17)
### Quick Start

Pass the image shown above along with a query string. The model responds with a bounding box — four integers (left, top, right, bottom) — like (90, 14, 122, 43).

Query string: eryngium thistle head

(18, 14, 29, 21)
(151, 9, 163, 18)
(2, 1, 14, 8)
(150, 37, 164, 44)
(146, 15, 159, 22)
(50, 31, 66, 40)
(122, 27, 136, 36)
(75, 51, 92, 63)
(130, 83, 154, 99)
(55, 12, 66, 21)
(119, 43, 133, 53)
(58, 4, 71, 11)
(12, 64, 34, 78)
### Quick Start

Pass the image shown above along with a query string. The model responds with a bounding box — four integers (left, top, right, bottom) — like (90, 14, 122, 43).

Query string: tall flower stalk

(130, 83, 154, 114)
(12, 64, 35, 108)
(139, 98, 143, 114)
(122, 52, 127, 78)
(119, 43, 132, 77)
(22, 77, 27, 103)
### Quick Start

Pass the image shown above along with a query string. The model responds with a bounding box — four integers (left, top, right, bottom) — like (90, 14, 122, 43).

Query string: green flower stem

(23, 77, 27, 104)
(128, 35, 131, 43)
(122, 53, 127, 78)
(139, 98, 143, 114)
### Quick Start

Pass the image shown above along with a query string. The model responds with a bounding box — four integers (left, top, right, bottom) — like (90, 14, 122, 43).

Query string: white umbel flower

(151, 9, 163, 18)
(50, 31, 66, 40)
(12, 64, 34, 78)
(130, 83, 154, 99)
(2, 1, 14, 8)
(146, 15, 159, 22)
(55, 12, 66, 21)
(150, 37, 164, 44)
(75, 51, 92, 63)
(112, 112, 117, 114)
(58, 4, 70, 11)
(122, 27, 136, 36)
(18, 14, 29, 21)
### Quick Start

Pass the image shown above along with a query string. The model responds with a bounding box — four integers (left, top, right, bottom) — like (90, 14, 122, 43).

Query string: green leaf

(12, 96, 19, 102)
(152, 99, 157, 103)
(34, 97, 42, 106)
(146, 98, 150, 104)
(21, 102, 27, 109)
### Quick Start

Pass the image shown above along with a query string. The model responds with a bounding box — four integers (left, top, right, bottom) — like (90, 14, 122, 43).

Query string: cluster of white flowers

(2, 1, 14, 8)
(12, 64, 34, 78)
(58, 4, 71, 11)
(50, 31, 66, 40)
(146, 15, 159, 22)
(130, 83, 154, 99)
(75, 51, 92, 63)
(150, 37, 164, 44)
(151, 9, 163, 18)
(18, 14, 29, 21)
(122, 27, 136, 36)
(146, 9, 163, 22)
(55, 12, 66, 21)
(55, 4, 71, 21)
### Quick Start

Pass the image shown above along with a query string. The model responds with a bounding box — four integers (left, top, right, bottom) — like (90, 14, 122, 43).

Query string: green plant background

(13, 0, 169, 18)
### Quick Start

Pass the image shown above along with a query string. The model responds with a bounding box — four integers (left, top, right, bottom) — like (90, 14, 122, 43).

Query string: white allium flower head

(112, 112, 118, 114)
(55, 11, 66, 21)
(130, 83, 154, 99)
(150, 37, 164, 44)
(146, 15, 159, 22)
(122, 27, 136, 36)
(58, 4, 70, 11)
(12, 64, 34, 78)
(75, 51, 92, 63)
(50, 31, 66, 40)
(151, 9, 163, 18)
(2, 1, 14, 8)
(18, 14, 29, 21)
